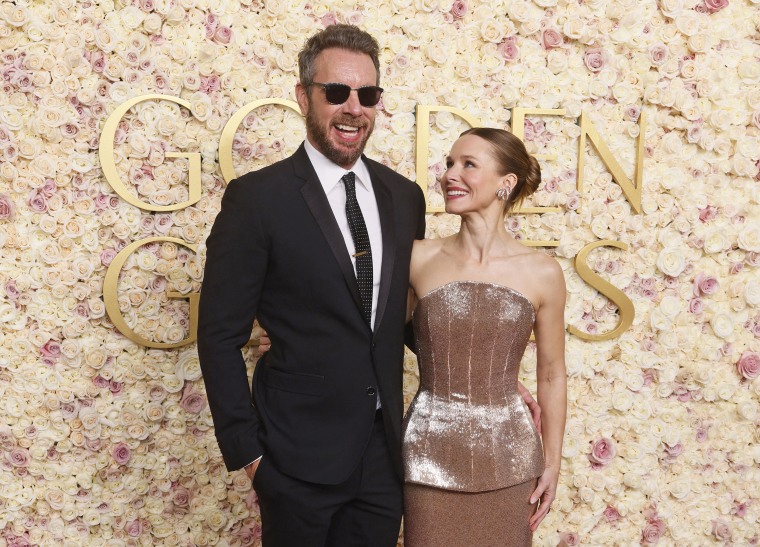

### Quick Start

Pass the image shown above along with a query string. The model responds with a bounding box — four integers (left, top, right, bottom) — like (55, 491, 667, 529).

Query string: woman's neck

(453, 212, 513, 265)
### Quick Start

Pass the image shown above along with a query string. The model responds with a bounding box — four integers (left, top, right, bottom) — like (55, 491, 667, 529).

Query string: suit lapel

(366, 159, 396, 334)
(294, 146, 364, 316)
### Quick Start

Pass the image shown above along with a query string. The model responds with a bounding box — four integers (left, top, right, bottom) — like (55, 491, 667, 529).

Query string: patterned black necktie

(342, 171, 373, 325)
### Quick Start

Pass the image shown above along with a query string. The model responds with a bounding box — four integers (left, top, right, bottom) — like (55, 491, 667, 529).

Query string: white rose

(611, 390, 634, 412)
(658, 0, 684, 17)
(668, 478, 691, 500)
(656, 247, 687, 277)
(710, 313, 734, 339)
(737, 402, 757, 421)
(737, 224, 760, 252)
(546, 49, 568, 74)
(176, 351, 202, 382)
(658, 295, 682, 319)
(744, 280, 760, 306)
(703, 227, 731, 254)
(675, 12, 701, 37)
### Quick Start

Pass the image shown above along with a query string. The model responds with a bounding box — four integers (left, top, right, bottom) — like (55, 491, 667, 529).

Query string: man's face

(296, 48, 378, 169)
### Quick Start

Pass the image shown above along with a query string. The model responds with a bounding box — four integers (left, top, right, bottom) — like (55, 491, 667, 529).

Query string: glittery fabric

(402, 281, 544, 492)
(403, 478, 538, 547)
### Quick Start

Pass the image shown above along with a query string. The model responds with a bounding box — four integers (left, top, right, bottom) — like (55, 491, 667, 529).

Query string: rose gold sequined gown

(402, 281, 544, 547)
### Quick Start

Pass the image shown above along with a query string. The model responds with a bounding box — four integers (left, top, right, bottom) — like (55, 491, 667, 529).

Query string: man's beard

(306, 111, 372, 167)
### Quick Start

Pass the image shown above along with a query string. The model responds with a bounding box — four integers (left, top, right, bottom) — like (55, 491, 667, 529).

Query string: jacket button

(371, 341, 377, 350)
(366, 387, 376, 396)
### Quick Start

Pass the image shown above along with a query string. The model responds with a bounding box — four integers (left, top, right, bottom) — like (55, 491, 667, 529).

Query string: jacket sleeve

(197, 177, 268, 471)
(405, 182, 427, 352)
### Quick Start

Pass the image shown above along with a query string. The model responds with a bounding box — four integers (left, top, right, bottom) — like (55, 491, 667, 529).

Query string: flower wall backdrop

(0, 0, 758, 545)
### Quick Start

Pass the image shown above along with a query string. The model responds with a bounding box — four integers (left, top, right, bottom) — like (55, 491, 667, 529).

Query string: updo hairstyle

(459, 127, 541, 213)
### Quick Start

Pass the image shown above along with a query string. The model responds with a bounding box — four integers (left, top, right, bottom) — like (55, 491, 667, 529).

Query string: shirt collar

(304, 139, 372, 193)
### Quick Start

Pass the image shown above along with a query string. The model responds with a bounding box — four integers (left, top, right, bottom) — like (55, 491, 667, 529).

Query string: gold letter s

(568, 240, 635, 341)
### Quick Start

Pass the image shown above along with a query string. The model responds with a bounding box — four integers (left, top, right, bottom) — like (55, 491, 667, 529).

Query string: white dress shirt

(304, 139, 383, 330)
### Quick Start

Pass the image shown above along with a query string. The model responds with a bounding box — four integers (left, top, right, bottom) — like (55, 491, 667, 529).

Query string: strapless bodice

(402, 281, 544, 492)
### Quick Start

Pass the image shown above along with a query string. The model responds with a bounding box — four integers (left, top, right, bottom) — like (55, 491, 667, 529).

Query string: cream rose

(656, 247, 687, 277)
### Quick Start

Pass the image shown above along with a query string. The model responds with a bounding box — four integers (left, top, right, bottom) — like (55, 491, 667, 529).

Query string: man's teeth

(448, 190, 468, 196)
(336, 124, 359, 132)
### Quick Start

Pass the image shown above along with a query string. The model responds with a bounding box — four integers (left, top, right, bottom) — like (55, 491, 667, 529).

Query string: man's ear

(295, 83, 309, 116)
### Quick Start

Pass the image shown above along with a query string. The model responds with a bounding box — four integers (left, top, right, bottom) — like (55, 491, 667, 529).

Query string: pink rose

(0, 193, 16, 220)
(703, 0, 728, 12)
(180, 391, 206, 414)
(687, 125, 703, 143)
(559, 532, 579, 546)
(623, 104, 641, 122)
(239, 524, 262, 546)
(7, 448, 30, 468)
(5, 281, 20, 300)
(736, 351, 759, 380)
(664, 443, 683, 458)
(126, 519, 143, 537)
(60, 402, 79, 420)
(173, 486, 190, 507)
(711, 519, 732, 541)
(584, 48, 609, 72)
(214, 26, 233, 45)
(93, 375, 110, 389)
(688, 297, 704, 314)
(27, 190, 47, 213)
(588, 437, 616, 466)
(699, 205, 718, 222)
(566, 193, 580, 211)
(649, 44, 669, 66)
(204, 14, 218, 39)
(450, 0, 467, 19)
(498, 40, 519, 61)
(696, 425, 709, 442)
(603, 506, 620, 522)
(642, 519, 666, 543)
(541, 28, 563, 49)
(99, 249, 117, 266)
(41, 339, 61, 358)
(321, 12, 338, 27)
(112, 442, 131, 465)
(693, 273, 719, 296)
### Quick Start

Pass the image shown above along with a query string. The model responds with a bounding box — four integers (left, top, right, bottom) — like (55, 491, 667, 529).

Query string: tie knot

(342, 171, 356, 192)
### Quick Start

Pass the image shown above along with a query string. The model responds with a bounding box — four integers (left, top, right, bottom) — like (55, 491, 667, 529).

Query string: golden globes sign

(100, 95, 642, 348)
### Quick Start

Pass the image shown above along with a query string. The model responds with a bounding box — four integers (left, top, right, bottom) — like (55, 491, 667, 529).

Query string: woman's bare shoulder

(412, 237, 449, 259)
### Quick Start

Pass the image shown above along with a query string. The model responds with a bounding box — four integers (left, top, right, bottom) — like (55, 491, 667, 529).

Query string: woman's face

(440, 134, 506, 216)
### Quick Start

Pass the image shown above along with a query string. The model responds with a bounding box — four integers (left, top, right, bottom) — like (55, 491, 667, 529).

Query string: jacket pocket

(261, 366, 325, 396)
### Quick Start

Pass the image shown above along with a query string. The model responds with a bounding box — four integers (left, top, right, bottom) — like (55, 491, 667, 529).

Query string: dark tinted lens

(322, 84, 351, 104)
(357, 86, 383, 107)
(319, 83, 383, 107)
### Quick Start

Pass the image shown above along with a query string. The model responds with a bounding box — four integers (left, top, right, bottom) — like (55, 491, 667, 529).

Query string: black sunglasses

(310, 82, 384, 107)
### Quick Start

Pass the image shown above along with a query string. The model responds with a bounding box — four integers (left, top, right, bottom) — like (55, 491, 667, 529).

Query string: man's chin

(324, 140, 367, 167)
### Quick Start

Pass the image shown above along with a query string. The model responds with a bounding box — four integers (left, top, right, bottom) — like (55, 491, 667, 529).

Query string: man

(198, 25, 426, 546)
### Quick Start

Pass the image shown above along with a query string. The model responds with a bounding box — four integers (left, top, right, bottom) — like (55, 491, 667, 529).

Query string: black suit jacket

(198, 144, 426, 484)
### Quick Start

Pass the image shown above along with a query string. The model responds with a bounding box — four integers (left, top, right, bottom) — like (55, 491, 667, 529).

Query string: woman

(402, 128, 567, 546)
